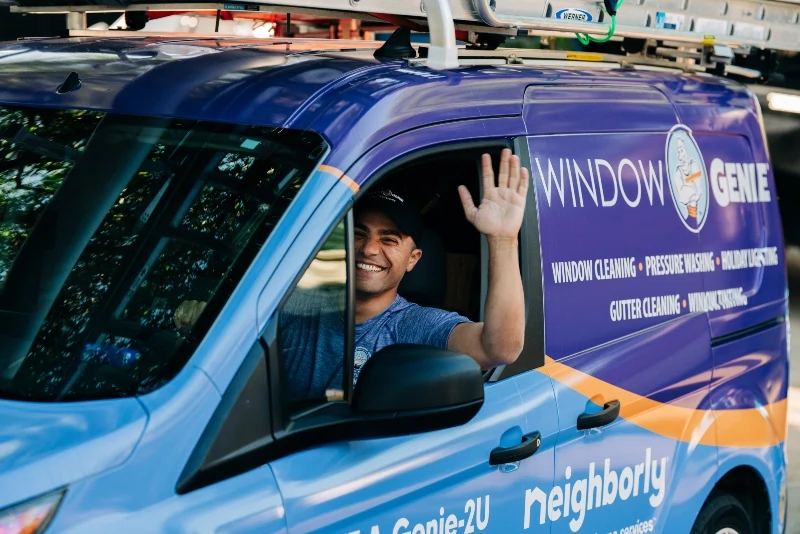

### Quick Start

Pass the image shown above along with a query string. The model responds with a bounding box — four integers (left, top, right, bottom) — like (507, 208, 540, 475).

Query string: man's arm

(448, 149, 528, 370)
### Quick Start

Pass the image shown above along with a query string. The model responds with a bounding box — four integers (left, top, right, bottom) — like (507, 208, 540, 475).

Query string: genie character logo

(666, 125, 709, 232)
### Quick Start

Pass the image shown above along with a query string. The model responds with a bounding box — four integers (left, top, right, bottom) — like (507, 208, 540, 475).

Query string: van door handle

(489, 431, 541, 465)
(577, 400, 621, 430)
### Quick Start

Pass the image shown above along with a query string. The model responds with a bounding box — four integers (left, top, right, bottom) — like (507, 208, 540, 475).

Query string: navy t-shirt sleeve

(280, 287, 345, 399)
(396, 305, 471, 349)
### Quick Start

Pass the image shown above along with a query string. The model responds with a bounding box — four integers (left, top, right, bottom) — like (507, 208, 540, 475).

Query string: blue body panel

(0, 398, 147, 509)
(0, 36, 787, 534)
(270, 376, 557, 533)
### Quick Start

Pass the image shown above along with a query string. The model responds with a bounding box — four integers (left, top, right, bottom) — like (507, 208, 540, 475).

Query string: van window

(0, 106, 327, 401)
(372, 148, 543, 376)
(280, 221, 348, 413)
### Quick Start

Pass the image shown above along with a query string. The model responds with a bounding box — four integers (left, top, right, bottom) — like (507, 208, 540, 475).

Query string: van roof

(0, 36, 757, 144)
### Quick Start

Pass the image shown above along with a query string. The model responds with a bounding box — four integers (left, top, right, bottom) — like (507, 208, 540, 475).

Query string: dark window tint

(0, 106, 327, 401)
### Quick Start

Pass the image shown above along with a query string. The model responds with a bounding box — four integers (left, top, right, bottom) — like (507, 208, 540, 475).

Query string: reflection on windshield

(0, 107, 104, 287)
(0, 106, 327, 401)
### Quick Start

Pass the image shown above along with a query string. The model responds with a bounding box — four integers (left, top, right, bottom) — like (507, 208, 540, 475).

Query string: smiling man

(280, 149, 528, 400)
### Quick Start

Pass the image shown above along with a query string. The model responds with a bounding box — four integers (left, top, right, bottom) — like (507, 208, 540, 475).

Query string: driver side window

(279, 221, 349, 414)
(276, 145, 542, 419)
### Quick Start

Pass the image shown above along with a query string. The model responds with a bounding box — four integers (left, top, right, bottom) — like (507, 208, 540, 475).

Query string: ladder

(10, 0, 800, 69)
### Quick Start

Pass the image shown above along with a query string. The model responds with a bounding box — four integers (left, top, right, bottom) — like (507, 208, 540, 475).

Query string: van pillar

(67, 11, 87, 31)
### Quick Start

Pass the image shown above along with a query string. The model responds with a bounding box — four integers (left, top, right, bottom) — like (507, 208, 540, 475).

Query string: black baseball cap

(355, 189, 425, 247)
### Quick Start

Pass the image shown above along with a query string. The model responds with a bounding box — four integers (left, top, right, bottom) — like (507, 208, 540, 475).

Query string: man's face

(354, 209, 422, 298)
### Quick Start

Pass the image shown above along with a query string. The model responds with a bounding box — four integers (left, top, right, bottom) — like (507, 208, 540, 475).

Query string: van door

(265, 123, 559, 533)
(523, 84, 718, 534)
(677, 101, 787, 530)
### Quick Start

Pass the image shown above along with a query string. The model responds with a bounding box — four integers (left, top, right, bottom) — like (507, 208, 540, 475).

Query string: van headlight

(0, 490, 65, 534)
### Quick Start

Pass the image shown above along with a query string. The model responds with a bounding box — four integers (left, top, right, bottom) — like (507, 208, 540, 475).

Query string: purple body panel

(711, 324, 789, 411)
(526, 82, 787, 407)
(342, 117, 526, 190)
(556, 314, 712, 406)
(525, 84, 678, 134)
(296, 66, 528, 177)
(680, 106, 786, 323)
(528, 131, 707, 358)
(0, 41, 378, 126)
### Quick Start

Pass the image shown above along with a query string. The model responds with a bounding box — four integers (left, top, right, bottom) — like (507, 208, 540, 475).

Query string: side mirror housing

(351, 344, 484, 434)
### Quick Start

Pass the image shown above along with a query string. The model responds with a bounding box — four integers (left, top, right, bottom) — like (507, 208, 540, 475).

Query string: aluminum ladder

(11, 0, 800, 68)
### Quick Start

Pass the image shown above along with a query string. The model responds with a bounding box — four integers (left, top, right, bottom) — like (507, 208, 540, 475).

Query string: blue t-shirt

(281, 288, 470, 399)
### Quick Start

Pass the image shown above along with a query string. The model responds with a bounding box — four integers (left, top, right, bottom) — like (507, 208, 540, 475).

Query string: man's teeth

(357, 263, 383, 272)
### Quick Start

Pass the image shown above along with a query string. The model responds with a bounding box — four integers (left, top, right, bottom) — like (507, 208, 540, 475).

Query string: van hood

(0, 397, 147, 508)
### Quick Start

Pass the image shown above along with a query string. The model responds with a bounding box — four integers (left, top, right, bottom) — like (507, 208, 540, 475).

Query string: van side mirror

(351, 344, 484, 434)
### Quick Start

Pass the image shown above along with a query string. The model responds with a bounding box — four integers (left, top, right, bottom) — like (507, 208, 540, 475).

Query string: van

(0, 4, 789, 533)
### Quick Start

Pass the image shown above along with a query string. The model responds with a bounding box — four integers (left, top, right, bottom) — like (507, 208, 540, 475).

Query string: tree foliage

(0, 107, 319, 400)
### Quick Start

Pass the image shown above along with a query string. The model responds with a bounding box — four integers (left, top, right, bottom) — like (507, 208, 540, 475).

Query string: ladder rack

(9, 0, 800, 70)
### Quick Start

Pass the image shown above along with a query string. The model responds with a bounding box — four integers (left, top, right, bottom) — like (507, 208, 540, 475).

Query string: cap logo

(371, 190, 404, 203)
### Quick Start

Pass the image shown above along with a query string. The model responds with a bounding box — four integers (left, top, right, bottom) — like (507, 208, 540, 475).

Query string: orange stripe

(318, 164, 359, 194)
(685, 171, 702, 183)
(540, 356, 786, 448)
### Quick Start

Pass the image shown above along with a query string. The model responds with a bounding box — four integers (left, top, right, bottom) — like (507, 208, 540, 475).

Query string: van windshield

(0, 106, 327, 401)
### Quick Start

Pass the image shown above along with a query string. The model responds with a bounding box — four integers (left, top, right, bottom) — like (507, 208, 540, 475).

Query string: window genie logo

(523, 448, 668, 533)
(531, 127, 774, 225)
(708, 159, 772, 206)
(665, 125, 709, 233)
